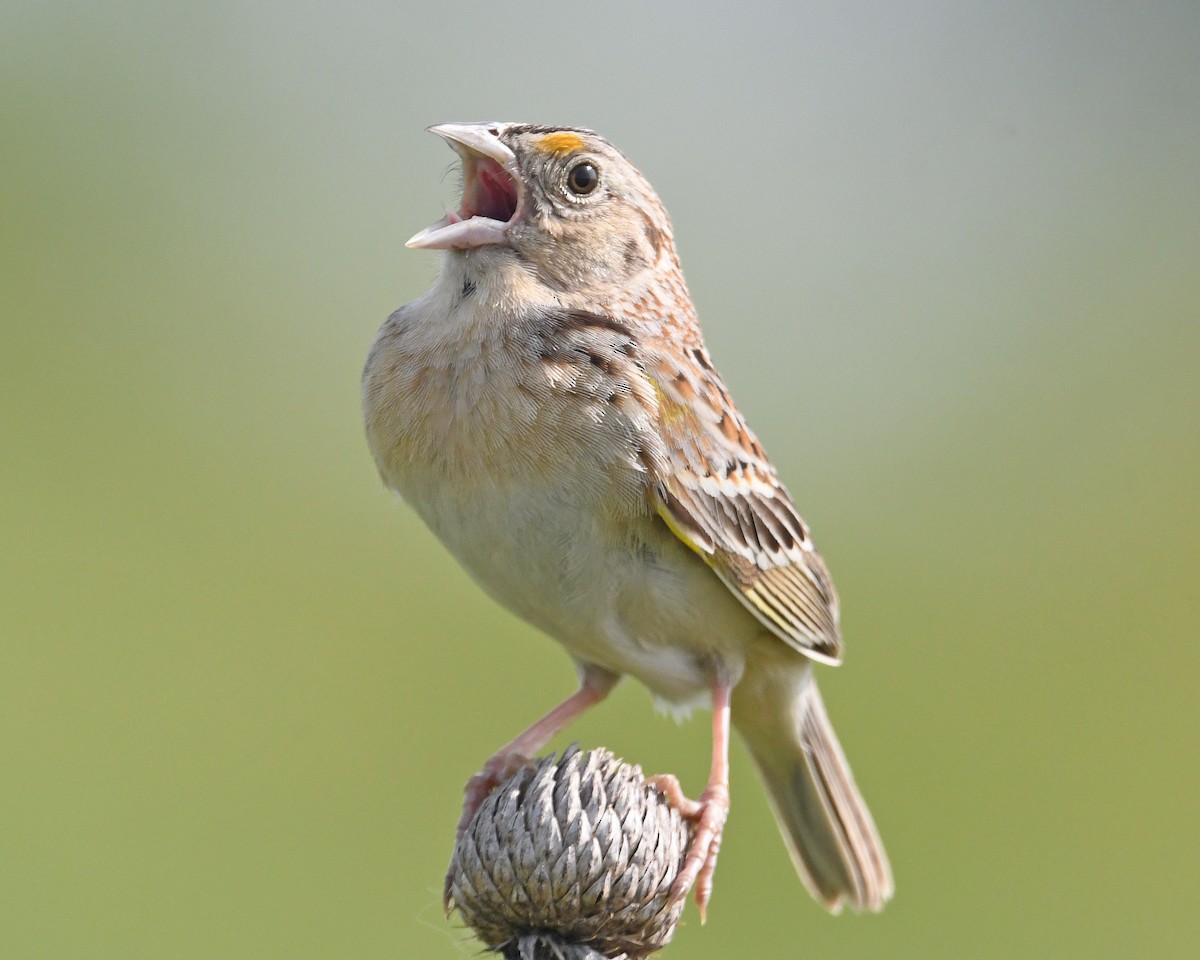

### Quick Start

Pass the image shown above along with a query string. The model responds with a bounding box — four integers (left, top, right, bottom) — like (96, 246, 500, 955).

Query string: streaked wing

(647, 348, 842, 664)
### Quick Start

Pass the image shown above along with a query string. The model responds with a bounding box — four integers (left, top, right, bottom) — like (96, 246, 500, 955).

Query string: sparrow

(362, 122, 892, 920)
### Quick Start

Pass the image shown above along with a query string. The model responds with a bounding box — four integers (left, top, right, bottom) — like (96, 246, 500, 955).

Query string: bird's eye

(566, 161, 600, 197)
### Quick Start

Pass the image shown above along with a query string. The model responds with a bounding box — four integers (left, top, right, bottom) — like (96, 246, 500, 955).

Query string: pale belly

(396, 469, 759, 706)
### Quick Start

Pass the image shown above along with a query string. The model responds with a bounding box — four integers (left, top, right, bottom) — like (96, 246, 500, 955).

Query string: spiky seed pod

(447, 746, 691, 960)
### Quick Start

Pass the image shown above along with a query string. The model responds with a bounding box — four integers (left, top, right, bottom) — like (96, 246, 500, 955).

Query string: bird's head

(407, 122, 677, 295)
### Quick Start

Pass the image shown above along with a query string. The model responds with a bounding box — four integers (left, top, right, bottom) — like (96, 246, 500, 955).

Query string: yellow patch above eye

(536, 131, 584, 155)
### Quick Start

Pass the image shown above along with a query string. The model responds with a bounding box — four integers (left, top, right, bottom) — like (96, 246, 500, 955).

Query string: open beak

(406, 122, 522, 250)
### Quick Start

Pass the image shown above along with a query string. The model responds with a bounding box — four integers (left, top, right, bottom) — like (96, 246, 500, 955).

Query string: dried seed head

(448, 745, 690, 960)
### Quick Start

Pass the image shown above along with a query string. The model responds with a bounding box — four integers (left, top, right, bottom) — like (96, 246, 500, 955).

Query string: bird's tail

(733, 656, 893, 913)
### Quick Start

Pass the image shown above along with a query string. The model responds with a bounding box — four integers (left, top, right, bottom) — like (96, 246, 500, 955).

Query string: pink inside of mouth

(460, 156, 518, 222)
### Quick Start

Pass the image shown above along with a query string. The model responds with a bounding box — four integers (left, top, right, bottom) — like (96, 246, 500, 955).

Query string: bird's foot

(647, 773, 730, 923)
(444, 750, 534, 909)
(457, 751, 536, 835)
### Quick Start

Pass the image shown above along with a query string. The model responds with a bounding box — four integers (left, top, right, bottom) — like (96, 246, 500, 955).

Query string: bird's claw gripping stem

(443, 751, 535, 910)
(648, 773, 730, 923)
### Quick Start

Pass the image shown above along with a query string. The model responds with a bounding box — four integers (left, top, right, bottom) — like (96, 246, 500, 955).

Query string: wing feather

(648, 356, 842, 664)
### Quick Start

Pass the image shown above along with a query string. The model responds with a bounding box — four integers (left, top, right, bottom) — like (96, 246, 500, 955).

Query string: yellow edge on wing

(744, 586, 793, 632)
(655, 499, 715, 563)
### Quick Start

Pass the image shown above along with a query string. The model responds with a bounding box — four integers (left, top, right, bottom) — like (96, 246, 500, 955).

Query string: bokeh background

(3, 2, 1197, 957)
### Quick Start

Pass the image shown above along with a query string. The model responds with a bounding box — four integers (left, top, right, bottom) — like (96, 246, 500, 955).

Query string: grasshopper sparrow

(363, 123, 892, 919)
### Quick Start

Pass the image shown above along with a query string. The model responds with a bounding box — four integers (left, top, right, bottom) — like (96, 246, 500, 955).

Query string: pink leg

(445, 669, 617, 906)
(648, 678, 732, 923)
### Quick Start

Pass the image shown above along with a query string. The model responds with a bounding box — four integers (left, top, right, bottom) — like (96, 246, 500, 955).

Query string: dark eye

(566, 161, 600, 196)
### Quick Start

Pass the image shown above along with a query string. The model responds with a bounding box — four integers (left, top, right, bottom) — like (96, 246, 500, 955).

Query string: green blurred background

(2, 2, 1197, 957)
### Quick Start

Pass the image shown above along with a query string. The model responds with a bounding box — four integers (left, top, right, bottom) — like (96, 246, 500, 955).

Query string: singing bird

(362, 122, 892, 919)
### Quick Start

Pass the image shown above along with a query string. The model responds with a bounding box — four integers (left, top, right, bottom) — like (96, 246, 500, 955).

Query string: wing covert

(647, 353, 843, 664)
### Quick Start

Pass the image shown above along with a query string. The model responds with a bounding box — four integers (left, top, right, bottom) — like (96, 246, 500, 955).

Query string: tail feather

(735, 661, 892, 912)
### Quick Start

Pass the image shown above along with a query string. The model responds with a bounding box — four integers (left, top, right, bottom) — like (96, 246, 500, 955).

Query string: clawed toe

(458, 752, 534, 832)
(444, 751, 535, 910)
(649, 775, 730, 922)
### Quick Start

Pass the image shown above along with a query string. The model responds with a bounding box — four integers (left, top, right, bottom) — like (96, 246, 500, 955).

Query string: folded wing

(647, 350, 842, 665)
